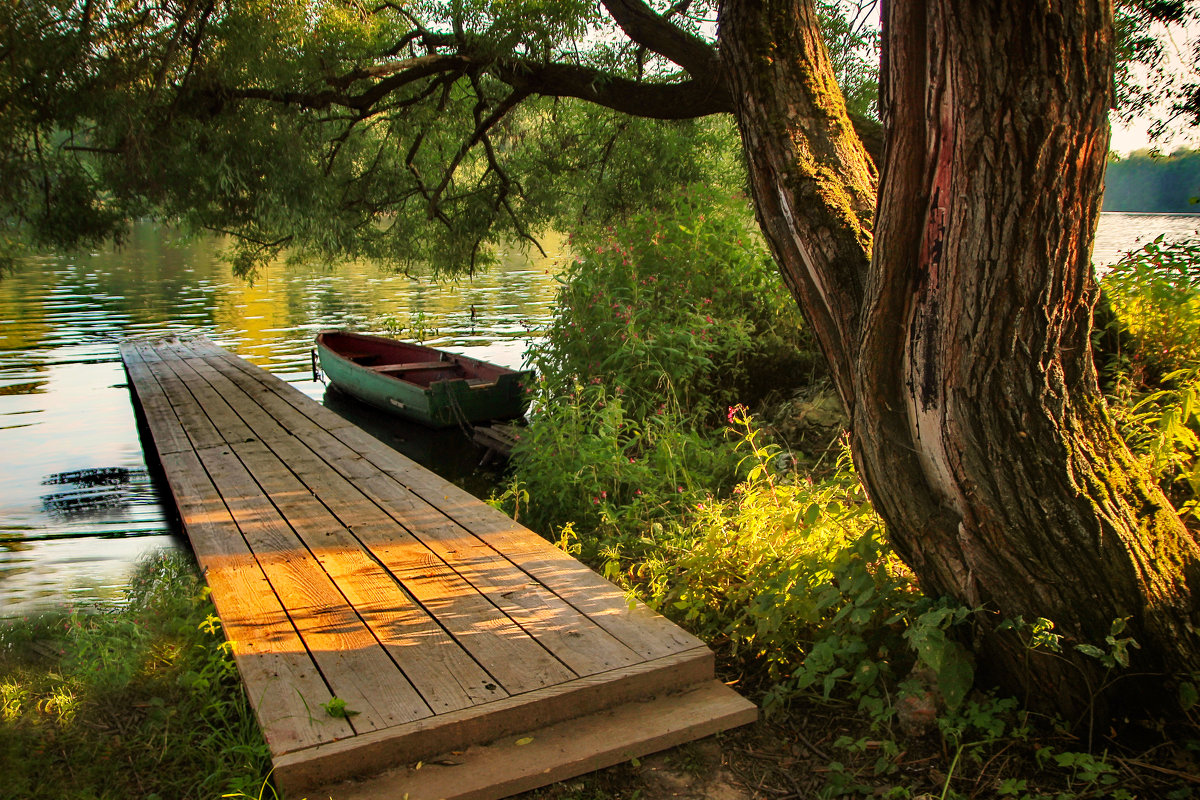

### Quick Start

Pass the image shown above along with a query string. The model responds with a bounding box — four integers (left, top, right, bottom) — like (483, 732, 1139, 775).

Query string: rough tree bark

(720, 0, 1200, 719)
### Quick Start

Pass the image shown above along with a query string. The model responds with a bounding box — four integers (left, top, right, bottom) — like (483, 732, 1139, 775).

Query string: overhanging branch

(600, 0, 721, 79)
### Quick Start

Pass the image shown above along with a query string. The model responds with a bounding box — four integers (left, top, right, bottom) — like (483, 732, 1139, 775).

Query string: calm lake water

(1, 212, 1196, 617)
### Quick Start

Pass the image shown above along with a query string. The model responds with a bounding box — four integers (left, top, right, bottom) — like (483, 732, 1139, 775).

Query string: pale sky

(1110, 114, 1199, 155)
(1108, 10, 1199, 155)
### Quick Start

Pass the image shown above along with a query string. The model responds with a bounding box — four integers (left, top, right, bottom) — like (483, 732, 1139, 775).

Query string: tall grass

(1102, 235, 1200, 520)
(0, 551, 271, 799)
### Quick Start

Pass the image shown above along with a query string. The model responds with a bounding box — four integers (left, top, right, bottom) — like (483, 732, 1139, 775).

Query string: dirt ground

(519, 699, 1200, 800)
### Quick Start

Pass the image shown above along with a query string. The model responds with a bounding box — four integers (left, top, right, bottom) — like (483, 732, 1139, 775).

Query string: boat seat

(370, 360, 455, 375)
(341, 352, 381, 366)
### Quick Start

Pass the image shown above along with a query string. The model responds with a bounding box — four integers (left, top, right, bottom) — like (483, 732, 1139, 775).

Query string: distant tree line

(1104, 148, 1200, 213)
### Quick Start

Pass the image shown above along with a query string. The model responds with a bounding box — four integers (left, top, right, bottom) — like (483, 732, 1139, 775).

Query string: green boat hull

(315, 331, 530, 429)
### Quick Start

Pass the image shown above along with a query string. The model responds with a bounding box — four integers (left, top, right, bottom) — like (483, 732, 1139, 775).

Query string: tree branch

(430, 86, 530, 208)
(493, 59, 732, 119)
(600, 0, 721, 79)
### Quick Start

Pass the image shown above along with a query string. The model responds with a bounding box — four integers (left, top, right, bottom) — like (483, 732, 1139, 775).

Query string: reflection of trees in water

(40, 467, 154, 517)
(0, 381, 47, 397)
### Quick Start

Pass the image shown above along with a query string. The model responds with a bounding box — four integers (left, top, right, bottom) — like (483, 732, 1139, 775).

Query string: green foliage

(529, 187, 813, 421)
(320, 696, 360, 719)
(502, 187, 924, 720)
(0, 0, 743, 275)
(0, 0, 882, 279)
(0, 552, 270, 799)
(504, 186, 815, 537)
(903, 604, 975, 712)
(816, 1, 880, 119)
(1112, 1, 1200, 140)
(1102, 236, 1200, 515)
(1103, 235, 1200, 374)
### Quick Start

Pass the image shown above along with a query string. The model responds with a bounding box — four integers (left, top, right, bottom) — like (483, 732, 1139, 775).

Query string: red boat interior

(321, 331, 510, 386)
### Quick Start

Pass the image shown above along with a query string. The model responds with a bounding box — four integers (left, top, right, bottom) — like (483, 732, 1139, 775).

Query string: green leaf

(1179, 681, 1198, 711)
(321, 697, 360, 718)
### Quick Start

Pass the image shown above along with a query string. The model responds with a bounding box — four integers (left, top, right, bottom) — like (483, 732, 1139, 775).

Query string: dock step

(294, 680, 756, 800)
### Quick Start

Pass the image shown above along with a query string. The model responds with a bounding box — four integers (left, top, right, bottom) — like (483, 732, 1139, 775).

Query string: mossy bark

(720, 0, 1200, 720)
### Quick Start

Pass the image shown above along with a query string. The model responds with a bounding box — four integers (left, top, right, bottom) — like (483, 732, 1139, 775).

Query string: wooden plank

(272, 646, 721, 794)
(120, 346, 194, 456)
(229, 437, 510, 714)
(197, 352, 645, 678)
(130, 341, 231, 451)
(351, 472, 643, 677)
(195, 443, 434, 733)
(157, 450, 354, 754)
(150, 352, 258, 445)
(155, 343, 580, 696)
(195, 349, 704, 661)
(261, 436, 580, 696)
(298, 681, 757, 800)
(333, 423, 705, 660)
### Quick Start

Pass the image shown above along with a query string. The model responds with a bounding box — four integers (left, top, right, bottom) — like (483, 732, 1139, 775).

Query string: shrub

(1102, 235, 1200, 519)
(1102, 234, 1200, 378)
(503, 187, 817, 542)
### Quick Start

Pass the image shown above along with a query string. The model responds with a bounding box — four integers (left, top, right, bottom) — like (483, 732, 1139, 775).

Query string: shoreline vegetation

(2, 188, 1198, 798)
(1104, 148, 1200, 214)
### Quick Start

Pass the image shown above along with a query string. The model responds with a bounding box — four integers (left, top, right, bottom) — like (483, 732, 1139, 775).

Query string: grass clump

(0, 550, 270, 799)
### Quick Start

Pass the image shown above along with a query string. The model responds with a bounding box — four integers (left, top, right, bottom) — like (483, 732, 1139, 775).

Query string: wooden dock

(120, 336, 755, 800)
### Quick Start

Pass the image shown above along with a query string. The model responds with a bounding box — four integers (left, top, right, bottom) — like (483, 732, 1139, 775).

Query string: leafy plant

(1102, 235, 1200, 378)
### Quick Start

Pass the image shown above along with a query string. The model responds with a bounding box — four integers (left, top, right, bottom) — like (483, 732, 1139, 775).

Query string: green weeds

(1102, 236, 1200, 518)
(0, 551, 271, 799)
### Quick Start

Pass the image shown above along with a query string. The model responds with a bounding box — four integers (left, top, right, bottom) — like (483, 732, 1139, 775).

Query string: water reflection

(0, 225, 563, 616)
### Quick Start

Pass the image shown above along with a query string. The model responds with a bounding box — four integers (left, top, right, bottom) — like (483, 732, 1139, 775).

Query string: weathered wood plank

(175, 350, 584, 690)
(195, 443, 434, 733)
(264, 435, 579, 695)
(130, 341, 232, 451)
(230, 437, 510, 713)
(197, 351, 645, 678)
(198, 348, 704, 661)
(120, 346, 194, 456)
(156, 450, 353, 754)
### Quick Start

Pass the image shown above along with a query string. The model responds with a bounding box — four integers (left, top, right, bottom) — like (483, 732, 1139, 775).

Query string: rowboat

(314, 330, 532, 428)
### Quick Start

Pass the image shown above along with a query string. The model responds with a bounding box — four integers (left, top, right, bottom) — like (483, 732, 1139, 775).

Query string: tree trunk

(720, 0, 1200, 720)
